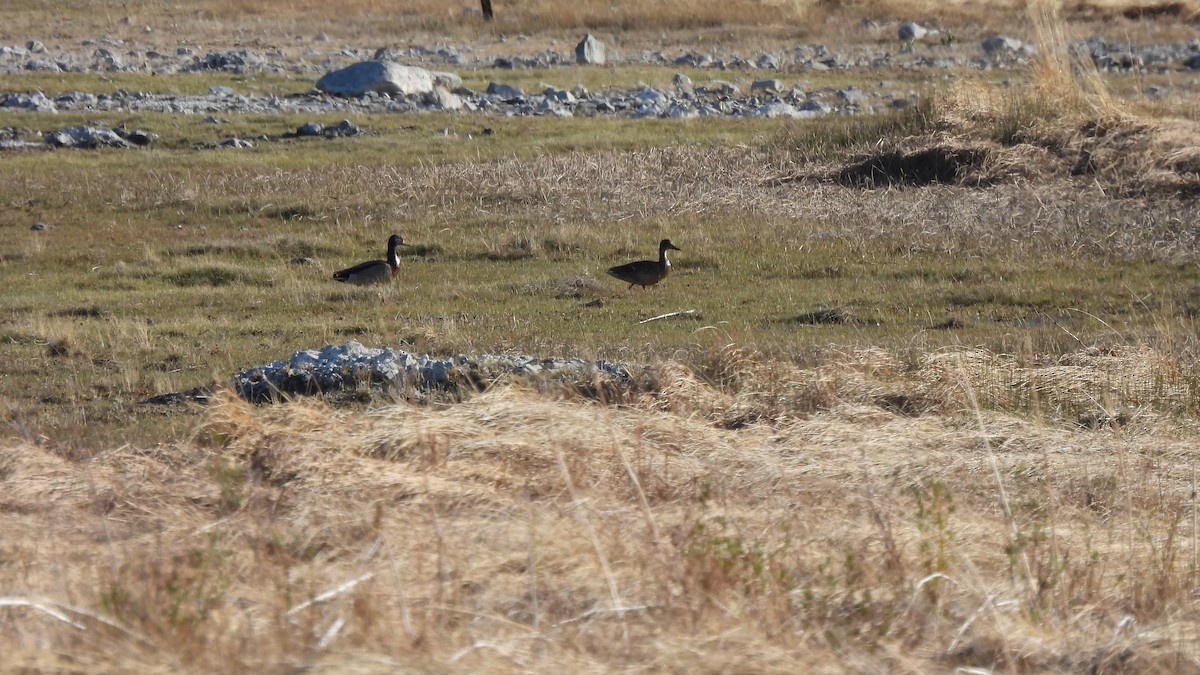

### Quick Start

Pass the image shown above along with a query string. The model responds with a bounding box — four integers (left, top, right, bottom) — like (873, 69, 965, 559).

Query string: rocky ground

(4, 22, 1200, 132)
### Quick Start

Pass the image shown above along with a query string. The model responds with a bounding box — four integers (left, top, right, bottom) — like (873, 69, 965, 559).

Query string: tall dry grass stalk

(1027, 0, 1117, 116)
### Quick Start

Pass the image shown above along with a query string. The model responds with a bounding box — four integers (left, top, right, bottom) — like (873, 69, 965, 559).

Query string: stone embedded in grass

(295, 121, 324, 136)
(316, 61, 437, 97)
(189, 50, 266, 73)
(755, 53, 780, 69)
(576, 34, 606, 65)
(424, 86, 463, 111)
(42, 123, 154, 149)
(287, 120, 361, 138)
(486, 81, 524, 99)
(3, 91, 57, 112)
(232, 340, 633, 403)
(837, 87, 868, 105)
(45, 125, 128, 148)
(752, 100, 806, 119)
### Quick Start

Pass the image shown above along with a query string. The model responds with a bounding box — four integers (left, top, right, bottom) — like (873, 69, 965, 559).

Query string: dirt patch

(789, 307, 865, 325)
(833, 143, 1000, 187)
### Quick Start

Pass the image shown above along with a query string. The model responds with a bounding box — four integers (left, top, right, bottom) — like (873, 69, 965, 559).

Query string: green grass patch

(3, 102, 1200, 446)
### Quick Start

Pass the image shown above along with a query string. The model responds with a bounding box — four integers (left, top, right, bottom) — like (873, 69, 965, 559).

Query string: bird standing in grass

(333, 234, 409, 285)
(607, 239, 681, 290)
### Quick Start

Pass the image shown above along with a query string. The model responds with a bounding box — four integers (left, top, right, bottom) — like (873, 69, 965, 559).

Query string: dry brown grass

(4, 346, 1200, 672)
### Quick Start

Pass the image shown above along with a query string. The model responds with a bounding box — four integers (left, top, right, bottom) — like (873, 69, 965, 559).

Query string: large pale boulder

(576, 34, 606, 65)
(316, 61, 436, 97)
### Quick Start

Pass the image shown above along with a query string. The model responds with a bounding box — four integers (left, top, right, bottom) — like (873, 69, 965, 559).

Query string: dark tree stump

(481, 0, 493, 20)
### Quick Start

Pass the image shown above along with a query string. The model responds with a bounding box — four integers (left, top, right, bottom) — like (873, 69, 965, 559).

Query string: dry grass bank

(3, 346, 1200, 672)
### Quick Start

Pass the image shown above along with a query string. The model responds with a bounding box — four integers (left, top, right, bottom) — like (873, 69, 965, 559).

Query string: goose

(607, 239, 681, 290)
(332, 234, 409, 285)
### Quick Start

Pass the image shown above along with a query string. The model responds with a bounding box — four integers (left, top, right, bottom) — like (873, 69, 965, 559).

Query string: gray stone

(674, 53, 712, 68)
(26, 40, 46, 54)
(898, 22, 931, 43)
(56, 91, 96, 106)
(837, 86, 867, 104)
(752, 100, 802, 118)
(576, 33, 606, 65)
(801, 98, 832, 113)
(92, 47, 123, 70)
(1184, 54, 1200, 70)
(30, 222, 50, 231)
(326, 120, 360, 136)
(697, 80, 739, 96)
(755, 53, 779, 69)
(119, 127, 155, 145)
(220, 137, 253, 149)
(667, 103, 699, 119)
(25, 59, 61, 72)
(316, 60, 436, 97)
(430, 70, 463, 89)
(230, 340, 633, 402)
(982, 35, 1025, 56)
(3, 91, 57, 112)
(191, 50, 264, 72)
(45, 125, 130, 148)
(424, 85, 463, 110)
(486, 81, 524, 98)
(296, 122, 324, 136)
(542, 86, 575, 103)
(751, 79, 783, 94)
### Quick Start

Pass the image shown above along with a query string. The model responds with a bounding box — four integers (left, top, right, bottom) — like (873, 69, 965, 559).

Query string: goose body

(607, 239, 681, 290)
(333, 234, 408, 285)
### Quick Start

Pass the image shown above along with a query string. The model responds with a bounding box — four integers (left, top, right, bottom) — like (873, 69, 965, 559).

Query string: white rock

(424, 86, 463, 111)
(576, 33, 606, 65)
(667, 103, 699, 119)
(892, 21, 936, 43)
(45, 125, 129, 148)
(3, 91, 57, 113)
(753, 100, 802, 118)
(430, 70, 463, 89)
(316, 60, 436, 97)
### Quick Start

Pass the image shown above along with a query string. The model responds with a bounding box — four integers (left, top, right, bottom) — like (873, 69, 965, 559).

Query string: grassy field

(5, 1, 1200, 672)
